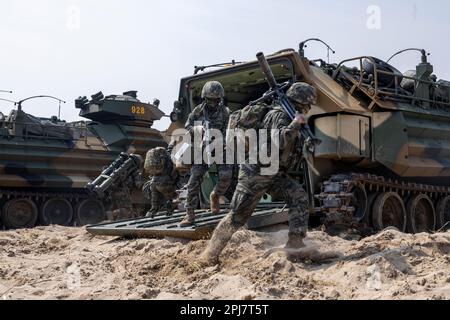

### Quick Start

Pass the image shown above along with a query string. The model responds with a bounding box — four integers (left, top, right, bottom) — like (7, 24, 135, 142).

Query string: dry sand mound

(0, 226, 449, 300)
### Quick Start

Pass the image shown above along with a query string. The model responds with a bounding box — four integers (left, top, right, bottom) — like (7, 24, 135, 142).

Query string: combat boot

(180, 209, 196, 227)
(285, 232, 306, 249)
(166, 209, 174, 217)
(284, 231, 329, 263)
(209, 191, 221, 215)
(199, 214, 239, 266)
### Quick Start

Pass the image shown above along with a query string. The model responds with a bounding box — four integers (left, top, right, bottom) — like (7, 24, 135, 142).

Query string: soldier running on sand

(199, 82, 318, 265)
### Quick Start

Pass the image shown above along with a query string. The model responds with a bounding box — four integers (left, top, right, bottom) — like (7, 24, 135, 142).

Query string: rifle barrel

(256, 52, 278, 89)
(255, 51, 321, 152)
(279, 96, 297, 120)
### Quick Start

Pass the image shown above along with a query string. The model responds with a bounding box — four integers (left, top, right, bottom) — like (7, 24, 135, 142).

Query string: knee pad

(230, 190, 260, 226)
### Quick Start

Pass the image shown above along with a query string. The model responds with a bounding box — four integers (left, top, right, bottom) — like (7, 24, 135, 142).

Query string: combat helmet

(287, 82, 317, 107)
(201, 81, 225, 99)
(144, 147, 168, 175)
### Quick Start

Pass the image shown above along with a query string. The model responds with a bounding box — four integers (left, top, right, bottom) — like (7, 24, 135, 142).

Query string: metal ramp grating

(86, 203, 288, 240)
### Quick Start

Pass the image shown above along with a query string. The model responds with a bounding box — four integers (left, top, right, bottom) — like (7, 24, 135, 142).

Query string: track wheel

(1, 198, 38, 229)
(350, 183, 368, 222)
(406, 194, 436, 233)
(364, 192, 379, 227)
(372, 192, 407, 232)
(76, 199, 106, 226)
(436, 196, 450, 230)
(40, 198, 74, 226)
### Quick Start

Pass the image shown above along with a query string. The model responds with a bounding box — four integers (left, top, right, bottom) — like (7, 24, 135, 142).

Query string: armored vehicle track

(0, 92, 166, 230)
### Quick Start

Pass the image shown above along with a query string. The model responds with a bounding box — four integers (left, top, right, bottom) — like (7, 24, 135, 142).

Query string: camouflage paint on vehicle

(0, 92, 166, 229)
(168, 47, 450, 233)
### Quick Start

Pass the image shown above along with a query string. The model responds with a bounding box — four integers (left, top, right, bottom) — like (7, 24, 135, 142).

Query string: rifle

(253, 52, 321, 153)
(86, 153, 143, 199)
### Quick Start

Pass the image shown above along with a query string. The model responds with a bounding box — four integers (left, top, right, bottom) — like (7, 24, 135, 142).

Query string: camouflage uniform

(184, 84, 233, 211)
(200, 82, 317, 264)
(231, 106, 309, 236)
(143, 146, 178, 217)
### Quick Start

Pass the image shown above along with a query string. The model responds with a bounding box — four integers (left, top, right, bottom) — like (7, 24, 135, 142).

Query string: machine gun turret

(86, 153, 143, 199)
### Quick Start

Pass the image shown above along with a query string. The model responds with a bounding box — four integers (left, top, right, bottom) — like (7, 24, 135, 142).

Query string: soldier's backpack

(228, 103, 272, 130)
(435, 80, 450, 102)
(144, 147, 168, 175)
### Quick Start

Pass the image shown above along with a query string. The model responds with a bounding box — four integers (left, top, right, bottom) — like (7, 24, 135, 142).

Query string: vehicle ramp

(86, 204, 288, 240)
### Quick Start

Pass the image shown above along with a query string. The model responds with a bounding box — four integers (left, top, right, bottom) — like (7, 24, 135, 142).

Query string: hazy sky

(1, 0, 449, 130)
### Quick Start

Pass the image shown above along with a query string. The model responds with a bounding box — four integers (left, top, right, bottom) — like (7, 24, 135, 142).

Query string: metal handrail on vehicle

(0, 118, 88, 142)
(332, 56, 450, 109)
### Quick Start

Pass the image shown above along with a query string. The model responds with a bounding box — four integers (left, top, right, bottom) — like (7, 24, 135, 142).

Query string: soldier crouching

(143, 146, 179, 218)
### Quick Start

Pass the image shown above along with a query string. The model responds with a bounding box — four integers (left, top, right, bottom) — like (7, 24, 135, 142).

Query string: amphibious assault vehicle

(168, 41, 450, 234)
(0, 91, 166, 230)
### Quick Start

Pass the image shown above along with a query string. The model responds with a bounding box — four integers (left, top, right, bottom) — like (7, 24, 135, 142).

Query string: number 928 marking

(131, 106, 146, 115)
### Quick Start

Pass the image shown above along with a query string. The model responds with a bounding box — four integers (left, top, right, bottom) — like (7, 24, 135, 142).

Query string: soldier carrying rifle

(180, 81, 233, 227)
(199, 53, 320, 265)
